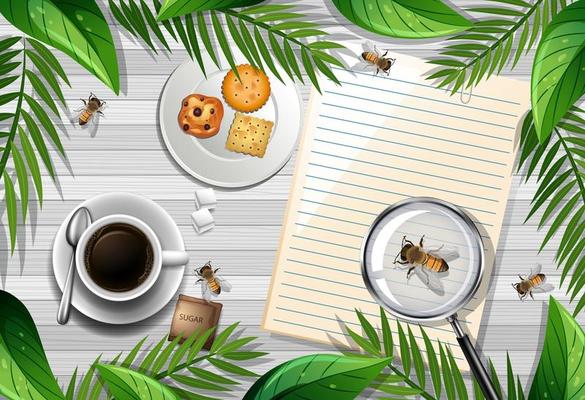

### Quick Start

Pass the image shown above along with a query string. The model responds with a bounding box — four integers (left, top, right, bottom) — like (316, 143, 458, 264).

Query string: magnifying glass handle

(448, 316, 500, 400)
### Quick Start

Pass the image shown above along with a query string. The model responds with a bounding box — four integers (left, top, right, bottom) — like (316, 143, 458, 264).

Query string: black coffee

(84, 223, 153, 292)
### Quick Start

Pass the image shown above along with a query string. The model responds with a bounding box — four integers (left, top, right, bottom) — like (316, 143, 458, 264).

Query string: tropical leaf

(67, 325, 262, 399)
(427, 0, 568, 94)
(108, 1, 344, 92)
(0, 0, 119, 93)
(96, 365, 179, 400)
(0, 290, 64, 400)
(0, 37, 68, 255)
(243, 354, 390, 400)
(331, 0, 472, 38)
(531, 0, 585, 142)
(518, 108, 585, 315)
(157, 0, 264, 20)
(528, 297, 585, 399)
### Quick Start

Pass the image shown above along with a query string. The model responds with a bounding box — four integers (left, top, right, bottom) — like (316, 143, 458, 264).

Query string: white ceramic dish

(52, 192, 187, 324)
(159, 56, 302, 188)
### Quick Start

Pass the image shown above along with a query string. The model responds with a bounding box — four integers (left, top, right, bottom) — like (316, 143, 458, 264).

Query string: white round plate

(52, 192, 186, 324)
(159, 56, 302, 188)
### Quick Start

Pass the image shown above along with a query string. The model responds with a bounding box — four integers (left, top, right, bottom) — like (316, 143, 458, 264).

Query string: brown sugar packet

(169, 294, 222, 349)
(225, 112, 274, 158)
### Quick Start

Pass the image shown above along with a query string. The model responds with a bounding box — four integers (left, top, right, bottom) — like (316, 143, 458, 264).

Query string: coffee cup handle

(161, 250, 189, 267)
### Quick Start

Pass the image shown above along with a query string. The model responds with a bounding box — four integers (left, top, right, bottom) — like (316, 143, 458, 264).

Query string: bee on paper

(393, 235, 458, 292)
(360, 41, 396, 75)
(512, 264, 554, 300)
(195, 261, 232, 301)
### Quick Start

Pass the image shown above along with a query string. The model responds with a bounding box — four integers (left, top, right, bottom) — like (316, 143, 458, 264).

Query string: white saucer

(52, 192, 186, 324)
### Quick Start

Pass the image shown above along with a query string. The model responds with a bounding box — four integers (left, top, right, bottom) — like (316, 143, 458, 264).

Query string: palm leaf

(0, 37, 67, 255)
(108, 2, 344, 91)
(518, 108, 585, 315)
(427, 0, 566, 92)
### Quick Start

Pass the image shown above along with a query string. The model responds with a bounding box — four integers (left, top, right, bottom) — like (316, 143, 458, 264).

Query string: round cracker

(222, 64, 271, 113)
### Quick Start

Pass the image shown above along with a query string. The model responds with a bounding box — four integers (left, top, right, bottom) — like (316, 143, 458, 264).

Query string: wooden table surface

(1, 1, 582, 398)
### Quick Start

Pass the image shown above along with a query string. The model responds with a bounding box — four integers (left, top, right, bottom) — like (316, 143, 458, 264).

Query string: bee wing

(529, 263, 543, 277)
(362, 40, 375, 53)
(413, 267, 445, 295)
(532, 283, 554, 293)
(428, 246, 459, 262)
(216, 276, 232, 292)
(201, 283, 212, 301)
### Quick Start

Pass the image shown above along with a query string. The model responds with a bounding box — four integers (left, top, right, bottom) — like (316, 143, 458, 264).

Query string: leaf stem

(388, 365, 437, 400)
(0, 37, 26, 177)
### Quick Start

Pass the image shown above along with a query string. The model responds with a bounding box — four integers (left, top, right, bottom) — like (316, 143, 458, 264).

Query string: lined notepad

(263, 53, 529, 368)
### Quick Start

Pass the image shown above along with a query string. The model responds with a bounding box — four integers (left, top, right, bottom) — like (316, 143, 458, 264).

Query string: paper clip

(460, 85, 473, 104)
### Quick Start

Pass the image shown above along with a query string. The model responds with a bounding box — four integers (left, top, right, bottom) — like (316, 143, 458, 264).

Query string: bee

(360, 41, 396, 75)
(195, 261, 232, 301)
(512, 264, 554, 300)
(393, 235, 458, 291)
(77, 92, 106, 126)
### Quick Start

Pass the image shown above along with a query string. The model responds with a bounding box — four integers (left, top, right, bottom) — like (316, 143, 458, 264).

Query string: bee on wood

(195, 261, 231, 300)
(360, 41, 396, 75)
(512, 264, 554, 300)
(77, 92, 106, 126)
(393, 235, 458, 291)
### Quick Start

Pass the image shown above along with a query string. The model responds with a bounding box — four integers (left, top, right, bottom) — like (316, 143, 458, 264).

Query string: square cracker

(225, 113, 274, 158)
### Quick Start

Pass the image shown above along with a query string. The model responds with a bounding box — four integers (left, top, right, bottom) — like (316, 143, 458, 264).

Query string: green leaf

(439, 343, 455, 400)
(109, 0, 136, 36)
(331, 0, 472, 38)
(157, 0, 263, 20)
(208, 358, 257, 377)
(23, 94, 64, 154)
(188, 327, 215, 361)
(171, 374, 229, 391)
(0, 290, 64, 399)
(211, 322, 239, 353)
(212, 11, 239, 77)
(243, 354, 390, 400)
(3, 173, 17, 253)
(196, 12, 219, 68)
(21, 110, 55, 178)
(187, 366, 240, 385)
(97, 364, 178, 400)
(140, 0, 171, 51)
(26, 39, 69, 86)
(301, 47, 320, 92)
(121, 336, 147, 368)
(347, 326, 380, 356)
(238, 19, 263, 70)
(152, 335, 181, 374)
(421, 327, 441, 398)
(126, 0, 157, 52)
(222, 351, 267, 360)
(489, 359, 503, 399)
(0, 1, 119, 93)
(11, 147, 28, 220)
(380, 308, 393, 358)
(377, 384, 422, 395)
(77, 355, 102, 400)
(18, 126, 43, 204)
(408, 327, 425, 388)
(218, 336, 256, 354)
(0, 37, 21, 53)
(507, 353, 516, 400)
(24, 70, 59, 116)
(65, 368, 78, 400)
(447, 347, 467, 400)
(185, 15, 206, 74)
(528, 297, 585, 399)
(25, 50, 66, 106)
(168, 330, 199, 372)
(531, 0, 585, 142)
(397, 321, 411, 378)
(138, 336, 167, 373)
(356, 309, 381, 353)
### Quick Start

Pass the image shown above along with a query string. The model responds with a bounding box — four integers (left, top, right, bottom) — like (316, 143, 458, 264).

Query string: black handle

(456, 334, 500, 400)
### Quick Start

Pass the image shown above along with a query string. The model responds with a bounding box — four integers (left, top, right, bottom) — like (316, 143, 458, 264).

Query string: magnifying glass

(361, 197, 499, 400)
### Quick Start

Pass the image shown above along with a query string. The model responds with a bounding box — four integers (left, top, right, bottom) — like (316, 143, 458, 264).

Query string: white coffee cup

(75, 214, 189, 302)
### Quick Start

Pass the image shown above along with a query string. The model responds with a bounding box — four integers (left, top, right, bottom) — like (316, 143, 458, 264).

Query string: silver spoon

(57, 207, 92, 325)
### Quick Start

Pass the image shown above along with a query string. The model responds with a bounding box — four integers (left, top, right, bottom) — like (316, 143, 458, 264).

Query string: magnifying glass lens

(362, 200, 483, 321)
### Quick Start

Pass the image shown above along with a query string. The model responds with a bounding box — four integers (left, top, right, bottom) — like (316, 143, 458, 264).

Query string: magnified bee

(393, 235, 458, 292)
(512, 264, 554, 300)
(76, 92, 106, 126)
(195, 261, 232, 301)
(360, 41, 396, 75)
